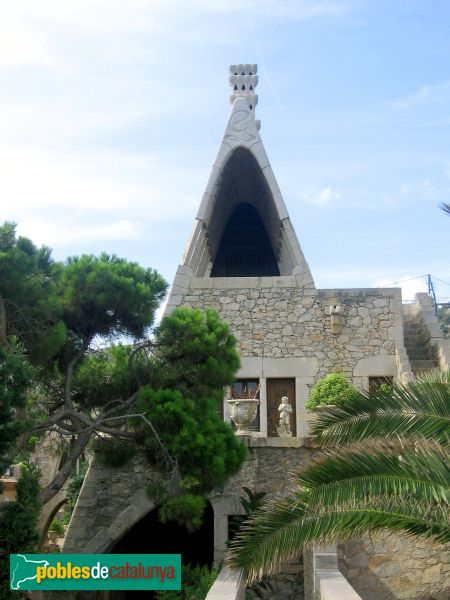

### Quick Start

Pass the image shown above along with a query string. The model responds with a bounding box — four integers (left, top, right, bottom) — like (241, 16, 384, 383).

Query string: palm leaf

(227, 441, 450, 580)
(440, 202, 450, 216)
(227, 495, 449, 581)
(297, 442, 450, 508)
(310, 377, 450, 446)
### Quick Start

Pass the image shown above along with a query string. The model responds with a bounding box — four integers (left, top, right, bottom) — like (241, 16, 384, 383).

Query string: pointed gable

(166, 64, 315, 313)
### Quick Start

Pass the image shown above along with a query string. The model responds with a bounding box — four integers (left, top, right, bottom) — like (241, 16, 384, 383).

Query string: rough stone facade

(177, 280, 405, 437)
(339, 533, 450, 600)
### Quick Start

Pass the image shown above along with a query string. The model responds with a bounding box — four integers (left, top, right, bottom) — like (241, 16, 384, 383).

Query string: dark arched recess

(211, 202, 280, 277)
(105, 502, 214, 599)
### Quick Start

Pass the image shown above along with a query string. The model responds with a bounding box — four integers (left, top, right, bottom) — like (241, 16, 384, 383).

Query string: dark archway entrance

(107, 502, 214, 599)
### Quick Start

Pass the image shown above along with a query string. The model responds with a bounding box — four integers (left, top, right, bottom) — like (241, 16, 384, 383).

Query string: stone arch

(206, 147, 284, 275)
(79, 487, 155, 554)
(110, 498, 214, 564)
(38, 491, 67, 548)
(211, 202, 280, 277)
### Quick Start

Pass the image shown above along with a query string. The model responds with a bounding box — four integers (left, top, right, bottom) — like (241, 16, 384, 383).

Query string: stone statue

(277, 395, 293, 437)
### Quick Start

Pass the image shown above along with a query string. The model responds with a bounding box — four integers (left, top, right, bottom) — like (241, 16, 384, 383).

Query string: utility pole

(427, 274, 438, 316)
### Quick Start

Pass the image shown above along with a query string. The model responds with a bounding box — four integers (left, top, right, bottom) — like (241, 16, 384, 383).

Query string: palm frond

(310, 375, 450, 446)
(440, 202, 450, 216)
(297, 442, 450, 508)
(227, 496, 449, 581)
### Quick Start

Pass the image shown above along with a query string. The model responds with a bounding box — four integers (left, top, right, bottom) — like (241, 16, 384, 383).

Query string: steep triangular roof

(167, 64, 314, 309)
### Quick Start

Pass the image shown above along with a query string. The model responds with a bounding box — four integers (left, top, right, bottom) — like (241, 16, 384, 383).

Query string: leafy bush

(66, 460, 89, 512)
(93, 437, 137, 468)
(228, 487, 266, 543)
(0, 464, 41, 599)
(306, 373, 357, 410)
(155, 564, 217, 600)
(49, 518, 65, 535)
(134, 308, 246, 529)
(158, 495, 207, 532)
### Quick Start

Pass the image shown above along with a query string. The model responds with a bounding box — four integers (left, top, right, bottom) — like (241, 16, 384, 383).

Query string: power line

(431, 275, 450, 287)
(380, 274, 427, 288)
(380, 273, 450, 290)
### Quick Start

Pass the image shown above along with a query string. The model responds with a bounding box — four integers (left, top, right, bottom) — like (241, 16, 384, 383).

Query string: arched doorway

(106, 501, 214, 599)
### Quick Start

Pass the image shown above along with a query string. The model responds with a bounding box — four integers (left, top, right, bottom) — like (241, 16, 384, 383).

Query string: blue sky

(1, 0, 449, 307)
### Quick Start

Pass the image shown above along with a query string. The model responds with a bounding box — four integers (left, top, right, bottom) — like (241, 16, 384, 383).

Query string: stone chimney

(229, 63, 258, 111)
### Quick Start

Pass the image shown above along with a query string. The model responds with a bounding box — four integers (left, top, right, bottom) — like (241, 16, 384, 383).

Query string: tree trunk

(39, 431, 90, 505)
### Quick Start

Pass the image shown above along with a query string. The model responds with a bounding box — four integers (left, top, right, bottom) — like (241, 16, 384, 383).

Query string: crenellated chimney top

(229, 64, 258, 110)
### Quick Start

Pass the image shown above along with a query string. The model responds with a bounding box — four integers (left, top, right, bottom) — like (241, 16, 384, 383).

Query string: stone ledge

(319, 288, 401, 298)
(315, 569, 363, 600)
(189, 276, 300, 289)
(205, 565, 245, 600)
(246, 436, 314, 448)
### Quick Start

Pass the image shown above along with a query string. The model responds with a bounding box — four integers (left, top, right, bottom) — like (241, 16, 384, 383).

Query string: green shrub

(49, 519, 65, 535)
(93, 437, 137, 468)
(66, 461, 89, 511)
(158, 495, 207, 532)
(155, 564, 217, 600)
(228, 487, 266, 543)
(306, 373, 357, 410)
(0, 464, 41, 599)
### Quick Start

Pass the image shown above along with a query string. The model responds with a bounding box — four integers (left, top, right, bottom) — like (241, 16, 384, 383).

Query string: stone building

(61, 65, 449, 600)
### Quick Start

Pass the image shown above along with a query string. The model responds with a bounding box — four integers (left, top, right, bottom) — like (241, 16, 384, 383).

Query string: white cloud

(188, 0, 351, 19)
(393, 80, 450, 110)
(0, 148, 199, 218)
(0, 1, 167, 34)
(0, 18, 56, 68)
(17, 219, 141, 248)
(304, 186, 342, 207)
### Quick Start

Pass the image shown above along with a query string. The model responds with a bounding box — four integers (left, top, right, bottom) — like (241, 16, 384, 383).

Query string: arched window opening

(211, 203, 280, 277)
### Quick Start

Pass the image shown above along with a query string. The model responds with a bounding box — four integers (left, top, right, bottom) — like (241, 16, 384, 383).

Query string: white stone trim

(205, 564, 246, 600)
(304, 545, 363, 600)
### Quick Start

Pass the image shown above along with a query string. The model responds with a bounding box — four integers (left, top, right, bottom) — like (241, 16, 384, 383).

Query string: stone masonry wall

(179, 281, 402, 385)
(52, 444, 315, 600)
(64, 442, 315, 556)
(339, 533, 450, 600)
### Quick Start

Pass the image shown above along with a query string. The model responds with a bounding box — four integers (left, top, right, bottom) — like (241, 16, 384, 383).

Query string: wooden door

(267, 378, 296, 437)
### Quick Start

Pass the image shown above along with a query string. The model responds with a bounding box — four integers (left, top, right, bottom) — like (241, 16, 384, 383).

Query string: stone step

(410, 359, 438, 373)
(403, 338, 424, 346)
(408, 353, 431, 361)
(403, 329, 422, 335)
(404, 341, 428, 349)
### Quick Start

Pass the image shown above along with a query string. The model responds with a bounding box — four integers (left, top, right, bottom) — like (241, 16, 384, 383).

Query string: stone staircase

(403, 317, 438, 375)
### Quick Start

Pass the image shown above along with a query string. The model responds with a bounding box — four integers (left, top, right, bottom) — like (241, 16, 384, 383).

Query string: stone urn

(226, 398, 259, 435)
